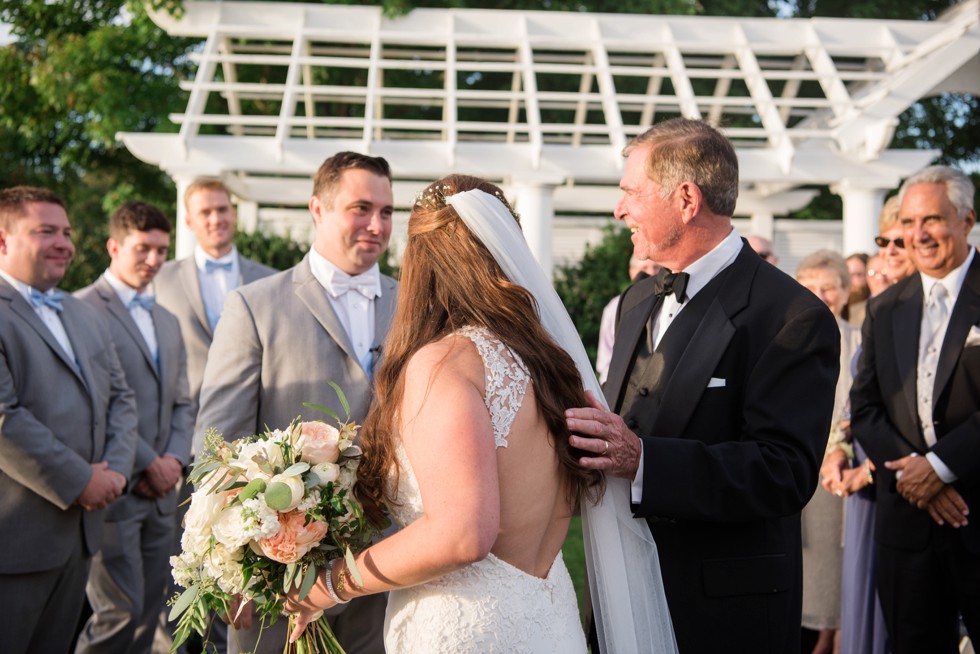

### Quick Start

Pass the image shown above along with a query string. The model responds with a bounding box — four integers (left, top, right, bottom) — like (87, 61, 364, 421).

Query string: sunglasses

(874, 236, 905, 249)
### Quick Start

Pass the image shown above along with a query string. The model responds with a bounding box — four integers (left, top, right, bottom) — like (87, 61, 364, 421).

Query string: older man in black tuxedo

(566, 118, 840, 653)
(851, 164, 980, 653)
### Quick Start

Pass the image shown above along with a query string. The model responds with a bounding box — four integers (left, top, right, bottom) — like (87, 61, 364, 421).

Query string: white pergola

(121, 0, 980, 272)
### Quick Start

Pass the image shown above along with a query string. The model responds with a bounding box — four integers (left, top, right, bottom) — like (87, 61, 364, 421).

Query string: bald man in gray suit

(0, 186, 138, 654)
(197, 152, 396, 654)
(76, 202, 194, 654)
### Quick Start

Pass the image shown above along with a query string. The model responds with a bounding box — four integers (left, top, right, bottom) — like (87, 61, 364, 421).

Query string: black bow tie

(653, 268, 689, 303)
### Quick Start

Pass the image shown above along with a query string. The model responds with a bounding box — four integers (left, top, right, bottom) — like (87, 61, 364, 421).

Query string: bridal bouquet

(169, 385, 374, 654)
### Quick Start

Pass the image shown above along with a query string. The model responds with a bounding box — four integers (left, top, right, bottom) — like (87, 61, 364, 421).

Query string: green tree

(554, 224, 634, 366)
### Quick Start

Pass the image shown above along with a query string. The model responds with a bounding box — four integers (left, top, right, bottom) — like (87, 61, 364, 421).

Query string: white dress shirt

(194, 245, 240, 331)
(632, 228, 744, 502)
(103, 270, 159, 362)
(917, 247, 975, 483)
(308, 247, 382, 377)
(0, 269, 77, 363)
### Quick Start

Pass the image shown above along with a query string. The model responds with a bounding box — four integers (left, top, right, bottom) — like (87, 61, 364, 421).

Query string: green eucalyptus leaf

(284, 563, 298, 593)
(328, 381, 351, 420)
(302, 402, 340, 424)
(282, 462, 310, 477)
(344, 548, 363, 586)
(239, 478, 268, 501)
(264, 481, 293, 510)
(168, 585, 198, 621)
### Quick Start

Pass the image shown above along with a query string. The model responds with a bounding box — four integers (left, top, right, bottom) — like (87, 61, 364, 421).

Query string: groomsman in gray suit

(75, 202, 194, 654)
(0, 186, 139, 654)
(152, 179, 275, 654)
(197, 151, 396, 654)
(153, 178, 276, 431)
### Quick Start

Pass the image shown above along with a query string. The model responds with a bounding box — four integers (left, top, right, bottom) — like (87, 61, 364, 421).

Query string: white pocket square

(966, 325, 980, 348)
(707, 377, 726, 388)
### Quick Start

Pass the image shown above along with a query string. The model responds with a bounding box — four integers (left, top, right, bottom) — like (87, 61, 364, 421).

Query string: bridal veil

(447, 189, 678, 654)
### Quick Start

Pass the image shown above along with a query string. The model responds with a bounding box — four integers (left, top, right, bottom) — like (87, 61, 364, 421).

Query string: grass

(561, 515, 589, 619)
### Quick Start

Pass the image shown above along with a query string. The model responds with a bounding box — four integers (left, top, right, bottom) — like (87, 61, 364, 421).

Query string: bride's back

(397, 328, 575, 580)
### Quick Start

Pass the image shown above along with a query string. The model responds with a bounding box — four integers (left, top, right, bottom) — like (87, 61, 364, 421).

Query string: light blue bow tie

(29, 288, 64, 313)
(205, 259, 233, 274)
(330, 273, 378, 299)
(129, 294, 156, 311)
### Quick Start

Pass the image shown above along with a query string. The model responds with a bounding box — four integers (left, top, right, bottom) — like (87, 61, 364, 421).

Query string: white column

(748, 211, 775, 240)
(511, 181, 559, 281)
(173, 174, 197, 260)
(237, 200, 259, 233)
(832, 182, 887, 256)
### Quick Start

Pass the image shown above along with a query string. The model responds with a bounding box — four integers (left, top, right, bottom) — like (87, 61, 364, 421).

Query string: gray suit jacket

(0, 278, 139, 573)
(152, 254, 276, 421)
(196, 254, 397, 444)
(76, 275, 194, 518)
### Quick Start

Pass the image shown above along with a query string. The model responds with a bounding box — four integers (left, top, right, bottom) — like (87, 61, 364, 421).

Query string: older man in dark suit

(851, 164, 980, 652)
(0, 186, 138, 654)
(566, 118, 840, 653)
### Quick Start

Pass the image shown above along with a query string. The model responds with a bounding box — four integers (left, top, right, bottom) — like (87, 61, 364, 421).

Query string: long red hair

(355, 174, 603, 526)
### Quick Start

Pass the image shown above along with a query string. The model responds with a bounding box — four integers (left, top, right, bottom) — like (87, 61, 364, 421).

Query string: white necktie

(918, 283, 949, 446)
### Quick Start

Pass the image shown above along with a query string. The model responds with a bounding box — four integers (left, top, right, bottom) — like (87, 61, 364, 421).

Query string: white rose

(181, 483, 226, 555)
(311, 462, 340, 487)
(234, 438, 287, 479)
(202, 543, 246, 595)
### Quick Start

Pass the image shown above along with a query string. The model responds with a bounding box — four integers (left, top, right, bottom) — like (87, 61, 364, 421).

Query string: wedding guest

(596, 252, 660, 383)
(747, 233, 780, 265)
(823, 201, 914, 654)
(566, 118, 840, 653)
(844, 253, 870, 327)
(865, 254, 891, 297)
(851, 165, 980, 652)
(874, 195, 916, 286)
(796, 249, 861, 654)
(75, 202, 193, 654)
(196, 152, 395, 654)
(0, 186, 138, 654)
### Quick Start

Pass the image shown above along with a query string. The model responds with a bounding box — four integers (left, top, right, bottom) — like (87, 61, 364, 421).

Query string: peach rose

(257, 510, 328, 564)
(300, 421, 341, 465)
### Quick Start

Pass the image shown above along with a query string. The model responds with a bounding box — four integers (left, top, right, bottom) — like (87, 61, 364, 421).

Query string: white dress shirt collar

(308, 247, 382, 299)
(0, 268, 39, 302)
(676, 227, 743, 302)
(919, 246, 975, 305)
(103, 269, 140, 306)
(194, 245, 239, 273)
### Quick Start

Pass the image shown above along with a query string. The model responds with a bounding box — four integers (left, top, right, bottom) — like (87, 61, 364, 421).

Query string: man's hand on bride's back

(565, 391, 642, 480)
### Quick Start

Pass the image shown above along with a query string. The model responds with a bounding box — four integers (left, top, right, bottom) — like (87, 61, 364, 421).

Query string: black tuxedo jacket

(851, 253, 980, 554)
(604, 242, 840, 653)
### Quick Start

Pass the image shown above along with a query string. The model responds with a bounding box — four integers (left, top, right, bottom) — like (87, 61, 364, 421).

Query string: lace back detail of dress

(457, 326, 530, 448)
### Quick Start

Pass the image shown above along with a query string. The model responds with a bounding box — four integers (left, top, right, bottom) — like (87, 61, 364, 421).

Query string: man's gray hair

(897, 165, 975, 220)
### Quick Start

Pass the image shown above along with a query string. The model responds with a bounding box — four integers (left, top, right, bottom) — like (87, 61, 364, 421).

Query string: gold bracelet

(323, 561, 350, 605)
(864, 462, 874, 486)
(335, 561, 353, 602)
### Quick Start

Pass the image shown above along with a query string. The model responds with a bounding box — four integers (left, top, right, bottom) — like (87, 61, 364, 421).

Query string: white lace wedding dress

(383, 326, 587, 653)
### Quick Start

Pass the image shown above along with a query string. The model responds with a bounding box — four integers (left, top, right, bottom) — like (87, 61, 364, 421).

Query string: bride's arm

(287, 338, 499, 633)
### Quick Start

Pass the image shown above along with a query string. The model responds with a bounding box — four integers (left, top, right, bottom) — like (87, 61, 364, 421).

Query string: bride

(286, 175, 677, 653)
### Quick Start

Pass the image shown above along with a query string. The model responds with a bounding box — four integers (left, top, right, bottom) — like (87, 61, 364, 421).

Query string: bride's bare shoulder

(403, 333, 485, 395)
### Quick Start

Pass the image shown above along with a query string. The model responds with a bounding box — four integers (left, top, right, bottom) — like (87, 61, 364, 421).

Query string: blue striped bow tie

(205, 259, 233, 273)
(29, 288, 64, 313)
(129, 294, 156, 311)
